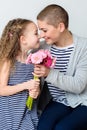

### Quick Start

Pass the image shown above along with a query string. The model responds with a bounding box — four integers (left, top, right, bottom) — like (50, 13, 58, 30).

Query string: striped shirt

(0, 61, 38, 130)
(47, 45, 74, 106)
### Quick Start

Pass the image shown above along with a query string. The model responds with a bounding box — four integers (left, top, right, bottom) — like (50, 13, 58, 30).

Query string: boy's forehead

(37, 20, 48, 27)
(37, 20, 55, 30)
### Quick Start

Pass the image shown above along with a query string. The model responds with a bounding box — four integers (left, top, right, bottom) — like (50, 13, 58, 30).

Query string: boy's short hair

(37, 4, 69, 28)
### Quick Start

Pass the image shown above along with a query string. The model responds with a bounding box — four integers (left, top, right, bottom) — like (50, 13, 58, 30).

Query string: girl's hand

(23, 79, 40, 90)
(24, 79, 40, 99)
(34, 64, 50, 77)
(29, 86, 40, 99)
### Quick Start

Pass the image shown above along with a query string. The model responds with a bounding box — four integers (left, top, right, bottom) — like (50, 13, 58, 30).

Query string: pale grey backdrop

(0, 0, 87, 37)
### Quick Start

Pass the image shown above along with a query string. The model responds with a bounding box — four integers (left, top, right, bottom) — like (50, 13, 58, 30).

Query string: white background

(0, 0, 87, 38)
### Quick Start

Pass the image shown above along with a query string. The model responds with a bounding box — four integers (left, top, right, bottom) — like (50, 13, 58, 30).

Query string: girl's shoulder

(0, 60, 10, 72)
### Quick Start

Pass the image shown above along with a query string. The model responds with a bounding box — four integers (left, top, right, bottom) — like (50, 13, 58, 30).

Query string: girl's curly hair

(0, 18, 33, 67)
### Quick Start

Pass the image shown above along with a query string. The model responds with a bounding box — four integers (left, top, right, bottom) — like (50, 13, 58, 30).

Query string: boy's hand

(34, 64, 50, 77)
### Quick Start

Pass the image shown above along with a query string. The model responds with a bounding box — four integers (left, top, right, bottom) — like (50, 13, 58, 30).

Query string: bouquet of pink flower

(26, 49, 56, 110)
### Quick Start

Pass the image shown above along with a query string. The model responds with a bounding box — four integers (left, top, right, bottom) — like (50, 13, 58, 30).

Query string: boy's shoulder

(40, 40, 51, 50)
(73, 34, 87, 47)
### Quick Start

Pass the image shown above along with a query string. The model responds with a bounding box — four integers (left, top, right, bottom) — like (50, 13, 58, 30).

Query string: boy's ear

(58, 22, 65, 32)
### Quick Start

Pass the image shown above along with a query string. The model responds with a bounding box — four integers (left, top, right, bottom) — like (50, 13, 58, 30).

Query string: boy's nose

(40, 32, 45, 38)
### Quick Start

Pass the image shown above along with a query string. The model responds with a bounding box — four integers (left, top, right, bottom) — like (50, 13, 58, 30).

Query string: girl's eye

(35, 32, 38, 35)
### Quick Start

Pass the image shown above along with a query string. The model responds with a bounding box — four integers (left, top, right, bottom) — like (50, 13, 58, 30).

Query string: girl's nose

(38, 34, 41, 39)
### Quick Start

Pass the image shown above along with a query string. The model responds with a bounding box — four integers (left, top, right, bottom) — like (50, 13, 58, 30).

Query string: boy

(34, 4, 87, 130)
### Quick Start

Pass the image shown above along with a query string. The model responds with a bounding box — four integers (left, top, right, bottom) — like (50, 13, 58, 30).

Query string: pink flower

(26, 49, 56, 68)
(26, 53, 32, 63)
(26, 49, 56, 110)
(30, 53, 43, 64)
(42, 56, 53, 67)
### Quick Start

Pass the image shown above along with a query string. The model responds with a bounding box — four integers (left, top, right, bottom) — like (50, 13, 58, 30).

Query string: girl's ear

(20, 35, 26, 44)
(58, 22, 65, 32)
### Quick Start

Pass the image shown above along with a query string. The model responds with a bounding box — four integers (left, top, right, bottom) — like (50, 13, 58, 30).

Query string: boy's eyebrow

(39, 28, 46, 30)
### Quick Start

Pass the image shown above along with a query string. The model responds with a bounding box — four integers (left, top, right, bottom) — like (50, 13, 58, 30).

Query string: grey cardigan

(39, 34, 87, 108)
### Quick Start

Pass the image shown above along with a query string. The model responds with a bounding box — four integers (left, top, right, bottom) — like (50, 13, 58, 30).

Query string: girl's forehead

(25, 23, 37, 30)
(23, 23, 38, 34)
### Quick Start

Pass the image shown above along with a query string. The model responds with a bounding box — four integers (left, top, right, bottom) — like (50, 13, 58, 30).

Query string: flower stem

(26, 96, 33, 110)
(26, 75, 38, 110)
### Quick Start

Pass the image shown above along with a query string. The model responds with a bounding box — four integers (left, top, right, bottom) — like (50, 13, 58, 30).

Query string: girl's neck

(16, 51, 28, 63)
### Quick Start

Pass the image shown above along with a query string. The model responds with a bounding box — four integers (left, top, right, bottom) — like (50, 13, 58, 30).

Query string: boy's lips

(45, 38, 52, 43)
(45, 37, 50, 41)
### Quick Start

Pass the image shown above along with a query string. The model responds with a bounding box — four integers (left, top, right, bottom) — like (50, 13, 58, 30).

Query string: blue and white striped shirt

(47, 45, 74, 106)
(0, 61, 38, 130)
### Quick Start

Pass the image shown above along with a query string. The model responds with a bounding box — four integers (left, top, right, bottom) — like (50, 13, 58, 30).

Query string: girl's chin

(35, 44, 40, 49)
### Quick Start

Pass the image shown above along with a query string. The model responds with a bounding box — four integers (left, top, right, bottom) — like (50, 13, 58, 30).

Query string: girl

(0, 18, 40, 130)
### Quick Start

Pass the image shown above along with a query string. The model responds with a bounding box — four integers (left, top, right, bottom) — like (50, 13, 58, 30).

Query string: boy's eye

(40, 29, 47, 33)
(43, 30, 47, 32)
